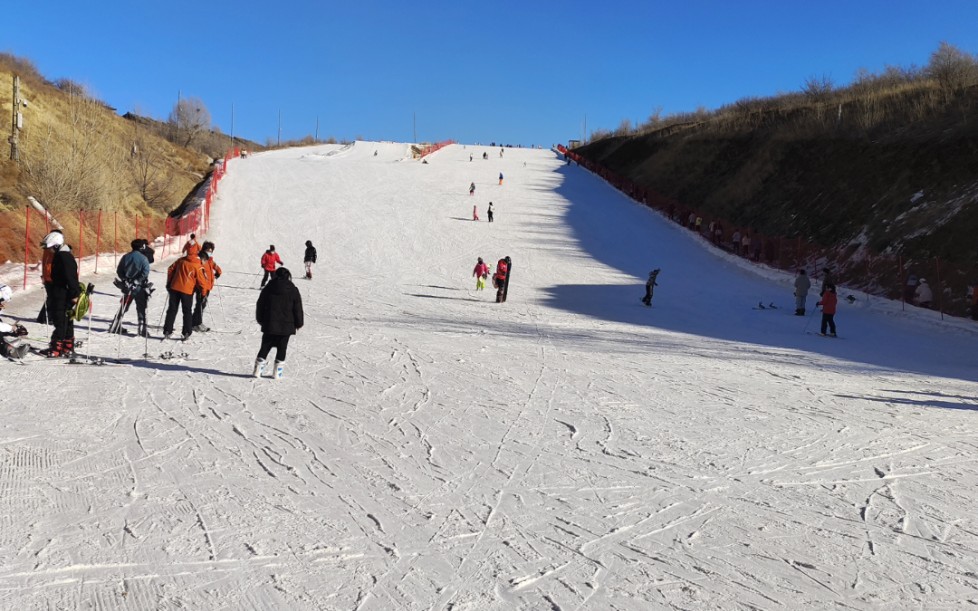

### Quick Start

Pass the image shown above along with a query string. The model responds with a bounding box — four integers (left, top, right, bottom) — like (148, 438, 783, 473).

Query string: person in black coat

(254, 267, 304, 379)
(40, 231, 81, 357)
(303, 240, 317, 279)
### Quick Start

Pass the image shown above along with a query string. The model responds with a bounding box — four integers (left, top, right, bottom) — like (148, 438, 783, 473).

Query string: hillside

(0, 53, 259, 265)
(574, 66, 978, 316)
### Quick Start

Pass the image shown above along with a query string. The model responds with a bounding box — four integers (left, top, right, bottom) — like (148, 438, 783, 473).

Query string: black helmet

(305, 240, 312, 247)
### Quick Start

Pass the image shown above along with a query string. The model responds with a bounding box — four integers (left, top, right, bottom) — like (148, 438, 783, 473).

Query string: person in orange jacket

(192, 241, 222, 332)
(260, 245, 283, 288)
(182, 233, 200, 258)
(164, 251, 206, 340)
(816, 284, 838, 337)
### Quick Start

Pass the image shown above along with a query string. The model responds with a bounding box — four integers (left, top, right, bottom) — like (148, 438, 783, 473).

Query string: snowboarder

(0, 284, 29, 360)
(817, 284, 838, 336)
(498, 172, 504, 185)
(260, 245, 283, 288)
(110, 239, 155, 337)
(641, 269, 660, 307)
(254, 267, 304, 379)
(487, 202, 494, 223)
(163, 250, 206, 340)
(39, 231, 80, 357)
(915, 278, 933, 308)
(473, 257, 490, 290)
(473, 205, 479, 221)
(192, 241, 222, 332)
(469, 182, 476, 196)
(182, 233, 200, 258)
(303, 240, 317, 279)
(794, 269, 811, 316)
(493, 257, 511, 303)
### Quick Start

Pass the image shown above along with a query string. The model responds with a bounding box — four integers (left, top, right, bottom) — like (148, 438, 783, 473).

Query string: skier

(0, 284, 30, 360)
(473, 257, 490, 291)
(482, 152, 488, 160)
(498, 172, 504, 185)
(182, 233, 200, 258)
(794, 269, 811, 316)
(473, 205, 480, 221)
(163, 249, 206, 340)
(254, 267, 304, 379)
(192, 241, 222, 332)
(260, 245, 283, 288)
(111, 239, 155, 337)
(39, 231, 80, 357)
(469, 182, 476, 196)
(915, 278, 933, 308)
(493, 257, 509, 303)
(817, 284, 838, 336)
(469, 154, 473, 162)
(487, 202, 494, 223)
(641, 269, 660, 307)
(303, 240, 317, 279)
(36, 228, 64, 325)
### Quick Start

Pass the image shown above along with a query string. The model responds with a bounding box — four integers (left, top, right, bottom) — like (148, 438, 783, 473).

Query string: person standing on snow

(254, 267, 304, 379)
(182, 233, 200, 258)
(794, 269, 811, 316)
(260, 245, 283, 288)
(493, 257, 509, 303)
(469, 182, 476, 196)
(473, 205, 480, 221)
(487, 202, 494, 223)
(0, 284, 30, 360)
(112, 239, 155, 337)
(641, 269, 660, 307)
(303, 240, 317, 279)
(915, 278, 933, 308)
(473, 257, 490, 291)
(163, 250, 206, 340)
(39, 231, 80, 357)
(817, 284, 838, 336)
(498, 172, 504, 185)
(192, 241, 222, 332)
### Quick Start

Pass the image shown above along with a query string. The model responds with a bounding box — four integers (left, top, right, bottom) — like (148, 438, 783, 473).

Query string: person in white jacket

(793, 269, 812, 316)
(0, 284, 29, 359)
(915, 278, 933, 308)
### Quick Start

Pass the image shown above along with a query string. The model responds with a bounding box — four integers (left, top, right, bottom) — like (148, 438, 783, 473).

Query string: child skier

(641, 269, 660, 306)
(0, 284, 29, 360)
(498, 172, 503, 185)
(260, 245, 283, 288)
(254, 267, 304, 379)
(303, 240, 317, 279)
(473, 257, 490, 290)
(493, 257, 509, 303)
(469, 182, 476, 196)
(473, 205, 479, 221)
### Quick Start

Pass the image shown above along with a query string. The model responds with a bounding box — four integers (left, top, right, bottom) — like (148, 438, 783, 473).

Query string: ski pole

(82, 283, 95, 363)
(803, 305, 819, 333)
(216, 284, 227, 323)
(156, 291, 170, 346)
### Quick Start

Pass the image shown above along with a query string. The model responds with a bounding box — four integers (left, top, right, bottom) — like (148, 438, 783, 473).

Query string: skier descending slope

(254, 267, 304, 379)
(641, 268, 660, 307)
(303, 240, 317, 279)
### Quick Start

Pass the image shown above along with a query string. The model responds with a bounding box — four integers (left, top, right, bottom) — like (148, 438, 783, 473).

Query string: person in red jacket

(260, 245, 283, 288)
(817, 284, 838, 337)
(182, 233, 200, 258)
(493, 257, 509, 303)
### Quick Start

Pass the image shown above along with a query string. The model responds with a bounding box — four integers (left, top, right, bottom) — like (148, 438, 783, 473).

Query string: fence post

(78, 211, 85, 265)
(936, 256, 944, 321)
(23, 206, 30, 290)
(95, 209, 102, 274)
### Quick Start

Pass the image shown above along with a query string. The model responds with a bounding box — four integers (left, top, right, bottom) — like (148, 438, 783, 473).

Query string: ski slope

(2, 141, 978, 609)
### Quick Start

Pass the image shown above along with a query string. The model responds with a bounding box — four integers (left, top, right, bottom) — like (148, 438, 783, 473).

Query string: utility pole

(9, 75, 21, 161)
(277, 109, 281, 147)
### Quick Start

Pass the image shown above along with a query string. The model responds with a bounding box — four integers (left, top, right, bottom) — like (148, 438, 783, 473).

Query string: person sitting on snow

(0, 283, 30, 359)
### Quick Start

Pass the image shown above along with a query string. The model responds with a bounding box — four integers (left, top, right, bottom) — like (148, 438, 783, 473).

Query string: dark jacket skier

(111, 239, 154, 336)
(254, 267, 304, 379)
(303, 241, 317, 279)
(642, 269, 660, 306)
(41, 231, 81, 357)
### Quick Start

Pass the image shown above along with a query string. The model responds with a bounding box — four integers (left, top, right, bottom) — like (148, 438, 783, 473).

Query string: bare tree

(926, 41, 978, 102)
(168, 96, 211, 148)
(802, 74, 835, 102)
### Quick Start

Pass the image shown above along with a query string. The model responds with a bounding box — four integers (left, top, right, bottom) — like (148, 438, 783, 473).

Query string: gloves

(215, 272, 221, 279)
(14, 324, 28, 337)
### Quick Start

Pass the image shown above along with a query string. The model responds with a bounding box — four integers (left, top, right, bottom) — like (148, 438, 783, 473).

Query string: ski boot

(137, 321, 150, 338)
(274, 360, 284, 380)
(38, 340, 67, 358)
(253, 358, 266, 378)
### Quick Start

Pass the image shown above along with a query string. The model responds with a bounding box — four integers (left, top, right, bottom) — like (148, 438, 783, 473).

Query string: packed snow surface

(2, 142, 977, 609)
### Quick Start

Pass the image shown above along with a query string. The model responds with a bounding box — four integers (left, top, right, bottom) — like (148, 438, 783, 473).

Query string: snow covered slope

(1, 141, 977, 609)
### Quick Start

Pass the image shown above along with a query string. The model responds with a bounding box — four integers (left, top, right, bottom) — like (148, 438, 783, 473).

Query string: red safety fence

(18, 148, 241, 291)
(557, 145, 978, 321)
(418, 140, 455, 158)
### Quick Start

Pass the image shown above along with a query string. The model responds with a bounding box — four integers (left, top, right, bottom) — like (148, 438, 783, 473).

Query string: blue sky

(5, 1, 978, 147)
